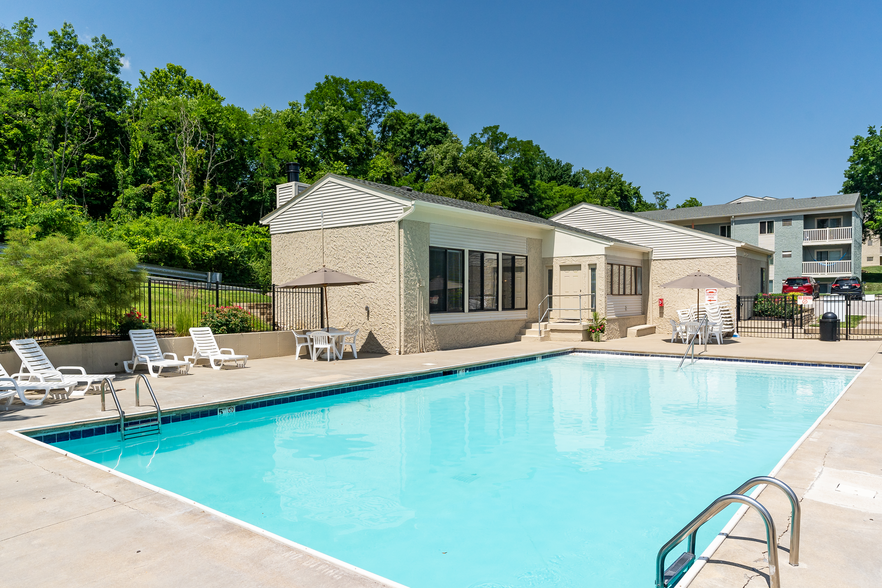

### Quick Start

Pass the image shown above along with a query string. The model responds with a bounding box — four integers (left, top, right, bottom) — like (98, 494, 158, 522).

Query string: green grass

(811, 314, 865, 328)
(862, 266, 882, 293)
(134, 285, 273, 335)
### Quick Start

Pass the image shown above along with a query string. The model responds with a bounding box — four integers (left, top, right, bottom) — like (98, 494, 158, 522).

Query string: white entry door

(559, 265, 582, 320)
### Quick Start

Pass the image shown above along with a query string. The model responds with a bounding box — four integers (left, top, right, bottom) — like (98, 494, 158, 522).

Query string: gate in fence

(736, 294, 882, 340)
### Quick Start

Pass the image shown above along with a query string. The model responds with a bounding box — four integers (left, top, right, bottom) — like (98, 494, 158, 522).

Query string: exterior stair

(517, 321, 592, 342)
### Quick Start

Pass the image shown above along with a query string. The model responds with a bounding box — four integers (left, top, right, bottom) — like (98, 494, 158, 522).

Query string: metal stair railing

(537, 294, 595, 337)
(656, 475, 801, 588)
(100, 375, 162, 441)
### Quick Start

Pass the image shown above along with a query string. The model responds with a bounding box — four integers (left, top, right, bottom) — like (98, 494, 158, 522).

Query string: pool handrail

(100, 375, 162, 441)
(731, 476, 800, 566)
(656, 493, 780, 588)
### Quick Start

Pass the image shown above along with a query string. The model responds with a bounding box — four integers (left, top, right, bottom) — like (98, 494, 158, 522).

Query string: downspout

(395, 205, 416, 355)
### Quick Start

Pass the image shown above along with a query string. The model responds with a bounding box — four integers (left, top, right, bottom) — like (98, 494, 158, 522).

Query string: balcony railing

(802, 260, 852, 276)
(803, 227, 853, 242)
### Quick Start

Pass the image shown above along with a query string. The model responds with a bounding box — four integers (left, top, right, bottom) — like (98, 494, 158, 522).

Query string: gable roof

(551, 202, 773, 259)
(635, 193, 861, 223)
(261, 174, 648, 250)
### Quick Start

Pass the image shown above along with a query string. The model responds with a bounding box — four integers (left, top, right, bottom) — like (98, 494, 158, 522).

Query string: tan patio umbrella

(279, 268, 373, 331)
(660, 270, 737, 311)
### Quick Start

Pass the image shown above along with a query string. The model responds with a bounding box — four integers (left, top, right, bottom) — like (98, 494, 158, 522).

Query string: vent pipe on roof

(285, 162, 300, 183)
(402, 186, 413, 192)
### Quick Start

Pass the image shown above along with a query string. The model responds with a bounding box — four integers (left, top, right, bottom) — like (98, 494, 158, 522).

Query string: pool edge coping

(7, 347, 866, 587)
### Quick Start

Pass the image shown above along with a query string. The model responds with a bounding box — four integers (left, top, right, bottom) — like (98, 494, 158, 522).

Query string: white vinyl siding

(430, 224, 527, 255)
(268, 179, 406, 234)
(430, 310, 527, 325)
(554, 206, 736, 259)
(606, 295, 643, 317)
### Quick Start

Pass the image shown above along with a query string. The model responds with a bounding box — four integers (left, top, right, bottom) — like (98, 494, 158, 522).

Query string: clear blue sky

(5, 0, 882, 206)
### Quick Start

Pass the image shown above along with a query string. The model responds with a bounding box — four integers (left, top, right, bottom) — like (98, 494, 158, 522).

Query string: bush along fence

(0, 278, 324, 346)
(736, 293, 882, 340)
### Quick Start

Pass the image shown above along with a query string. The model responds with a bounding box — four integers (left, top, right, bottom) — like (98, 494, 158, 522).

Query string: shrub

(587, 311, 607, 342)
(174, 310, 195, 337)
(198, 305, 253, 334)
(0, 229, 143, 341)
(753, 293, 800, 318)
(117, 308, 151, 337)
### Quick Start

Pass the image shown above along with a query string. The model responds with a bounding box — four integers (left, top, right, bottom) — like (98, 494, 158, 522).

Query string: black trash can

(819, 312, 840, 341)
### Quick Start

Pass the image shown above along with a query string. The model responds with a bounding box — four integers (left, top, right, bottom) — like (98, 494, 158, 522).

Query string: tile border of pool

(17, 349, 862, 446)
(7, 348, 868, 588)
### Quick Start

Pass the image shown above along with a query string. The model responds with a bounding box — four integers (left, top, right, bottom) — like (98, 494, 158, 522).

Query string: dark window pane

(636, 267, 643, 295)
(468, 252, 483, 310)
(447, 250, 464, 312)
(484, 254, 498, 310)
(429, 248, 447, 313)
(502, 254, 514, 310)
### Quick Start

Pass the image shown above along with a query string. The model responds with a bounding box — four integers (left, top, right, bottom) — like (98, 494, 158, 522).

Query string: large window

(429, 247, 464, 313)
(607, 264, 643, 296)
(469, 252, 498, 311)
(501, 254, 527, 310)
(759, 220, 774, 234)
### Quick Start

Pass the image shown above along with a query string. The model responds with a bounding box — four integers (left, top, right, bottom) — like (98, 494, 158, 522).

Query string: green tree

(424, 138, 507, 205)
(676, 197, 703, 208)
(378, 111, 452, 187)
(0, 228, 142, 340)
(651, 191, 670, 210)
(842, 126, 882, 237)
(0, 18, 130, 214)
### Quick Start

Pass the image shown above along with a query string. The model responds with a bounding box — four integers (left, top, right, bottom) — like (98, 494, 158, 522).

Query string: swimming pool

(46, 353, 856, 587)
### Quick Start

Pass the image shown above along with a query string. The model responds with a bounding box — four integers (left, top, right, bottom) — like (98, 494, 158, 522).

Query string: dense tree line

(0, 17, 695, 281)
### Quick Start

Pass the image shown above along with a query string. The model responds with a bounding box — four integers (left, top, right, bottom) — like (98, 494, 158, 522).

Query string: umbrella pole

(324, 286, 330, 332)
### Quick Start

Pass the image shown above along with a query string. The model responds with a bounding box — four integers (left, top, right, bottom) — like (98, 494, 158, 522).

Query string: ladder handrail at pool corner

(656, 494, 780, 588)
(100, 375, 162, 441)
(678, 315, 709, 370)
(537, 294, 595, 337)
(656, 474, 801, 588)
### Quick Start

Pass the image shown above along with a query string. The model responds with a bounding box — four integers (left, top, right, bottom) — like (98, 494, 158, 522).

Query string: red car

(782, 277, 819, 298)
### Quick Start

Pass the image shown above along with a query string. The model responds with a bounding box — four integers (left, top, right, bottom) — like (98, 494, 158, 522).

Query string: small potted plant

(587, 311, 607, 342)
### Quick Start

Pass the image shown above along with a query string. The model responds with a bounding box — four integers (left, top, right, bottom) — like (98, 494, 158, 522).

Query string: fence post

(147, 278, 152, 325)
(215, 282, 220, 308)
(846, 298, 851, 341)
(272, 285, 277, 331)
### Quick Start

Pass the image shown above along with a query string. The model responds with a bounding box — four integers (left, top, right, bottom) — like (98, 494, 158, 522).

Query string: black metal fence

(736, 294, 882, 340)
(0, 279, 324, 346)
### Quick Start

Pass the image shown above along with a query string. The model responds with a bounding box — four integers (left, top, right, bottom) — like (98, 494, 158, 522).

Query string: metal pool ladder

(100, 375, 163, 441)
(678, 316, 709, 369)
(656, 475, 801, 588)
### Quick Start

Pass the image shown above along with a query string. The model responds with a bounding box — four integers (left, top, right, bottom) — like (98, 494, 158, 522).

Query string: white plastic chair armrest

(57, 366, 88, 375)
(12, 372, 47, 382)
(219, 348, 236, 355)
(163, 352, 180, 361)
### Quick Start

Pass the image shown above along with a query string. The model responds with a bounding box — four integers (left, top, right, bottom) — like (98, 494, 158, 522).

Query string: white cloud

(120, 57, 131, 70)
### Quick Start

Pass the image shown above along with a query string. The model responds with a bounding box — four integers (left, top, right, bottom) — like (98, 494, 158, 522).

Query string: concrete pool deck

(1, 336, 880, 587)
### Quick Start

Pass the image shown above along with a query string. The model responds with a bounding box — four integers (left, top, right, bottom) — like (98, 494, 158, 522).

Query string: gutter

(394, 205, 416, 355)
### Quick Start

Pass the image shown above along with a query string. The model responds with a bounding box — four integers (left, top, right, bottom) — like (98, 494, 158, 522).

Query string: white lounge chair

(676, 309, 693, 323)
(292, 330, 313, 360)
(308, 331, 335, 362)
(186, 327, 248, 370)
(124, 329, 191, 377)
(340, 329, 360, 358)
(0, 364, 72, 407)
(10, 338, 114, 397)
(704, 306, 725, 345)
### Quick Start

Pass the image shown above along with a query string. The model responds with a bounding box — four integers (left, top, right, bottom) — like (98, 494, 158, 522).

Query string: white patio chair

(292, 330, 313, 360)
(340, 329, 360, 358)
(0, 364, 69, 407)
(704, 306, 726, 345)
(669, 319, 687, 343)
(308, 331, 335, 362)
(186, 327, 248, 370)
(718, 303, 736, 335)
(10, 338, 113, 397)
(124, 329, 191, 377)
(676, 309, 693, 323)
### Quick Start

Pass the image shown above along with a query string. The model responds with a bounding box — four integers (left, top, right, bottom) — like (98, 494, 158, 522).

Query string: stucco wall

(272, 223, 398, 354)
(648, 257, 738, 336)
(0, 331, 297, 376)
(431, 321, 528, 350)
(605, 316, 648, 340)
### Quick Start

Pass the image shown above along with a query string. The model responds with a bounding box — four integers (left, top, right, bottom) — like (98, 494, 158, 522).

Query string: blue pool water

(54, 354, 854, 587)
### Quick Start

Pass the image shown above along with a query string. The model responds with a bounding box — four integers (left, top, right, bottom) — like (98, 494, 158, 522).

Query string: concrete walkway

(1, 336, 880, 587)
